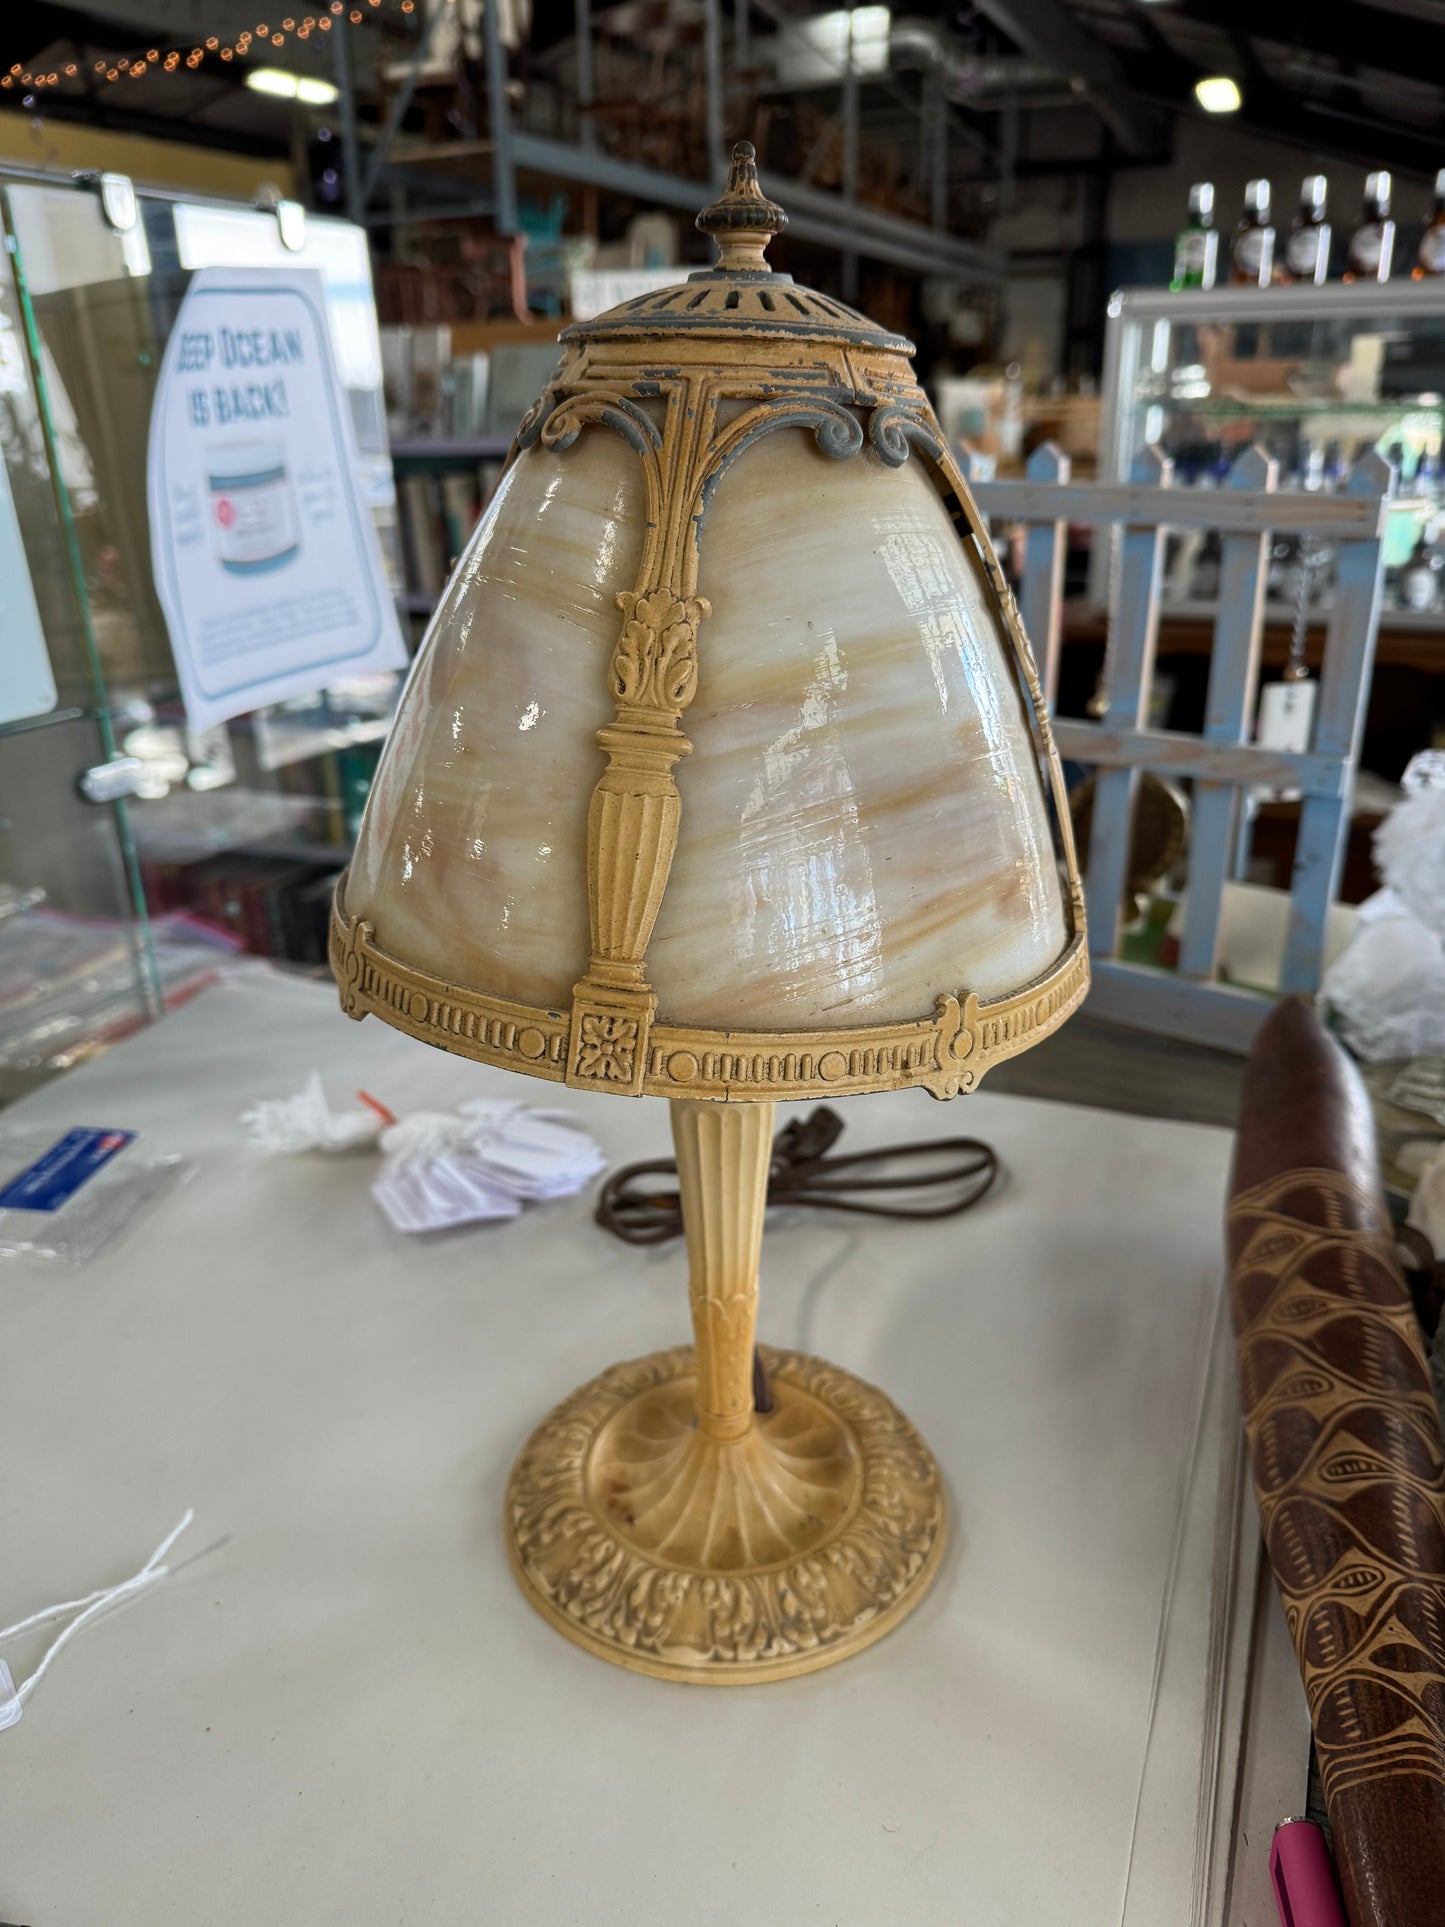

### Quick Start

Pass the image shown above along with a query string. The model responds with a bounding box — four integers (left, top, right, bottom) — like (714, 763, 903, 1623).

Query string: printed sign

(0, 441, 56, 728)
(147, 266, 405, 730)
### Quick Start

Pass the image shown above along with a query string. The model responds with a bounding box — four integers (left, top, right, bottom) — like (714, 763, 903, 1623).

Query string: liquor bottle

(1283, 175, 1331, 285)
(1171, 182, 1219, 291)
(1417, 169, 1445, 277)
(1345, 172, 1395, 281)
(1400, 528, 1443, 611)
(1230, 179, 1275, 287)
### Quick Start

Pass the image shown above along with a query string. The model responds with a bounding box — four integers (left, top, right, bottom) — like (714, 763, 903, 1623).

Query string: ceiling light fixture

(244, 65, 337, 102)
(1194, 74, 1242, 114)
(245, 65, 297, 94)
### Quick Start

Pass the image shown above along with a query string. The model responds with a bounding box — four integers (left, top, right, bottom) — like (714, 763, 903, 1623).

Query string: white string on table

(0, 1508, 195, 1724)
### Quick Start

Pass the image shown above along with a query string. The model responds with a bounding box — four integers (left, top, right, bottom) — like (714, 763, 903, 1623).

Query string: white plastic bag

(0, 1126, 189, 1265)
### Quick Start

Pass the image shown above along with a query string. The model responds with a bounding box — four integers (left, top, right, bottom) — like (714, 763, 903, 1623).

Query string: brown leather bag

(1227, 996, 1445, 1926)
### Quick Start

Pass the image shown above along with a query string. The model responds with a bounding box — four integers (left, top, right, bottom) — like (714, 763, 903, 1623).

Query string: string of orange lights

(0, 0, 454, 96)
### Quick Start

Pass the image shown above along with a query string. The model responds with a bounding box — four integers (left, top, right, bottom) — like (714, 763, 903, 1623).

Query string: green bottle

(1172, 182, 1219, 292)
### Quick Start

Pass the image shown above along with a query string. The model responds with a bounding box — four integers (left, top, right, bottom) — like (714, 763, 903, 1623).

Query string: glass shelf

(1096, 278, 1445, 625)
(1104, 279, 1445, 480)
(1136, 397, 1445, 422)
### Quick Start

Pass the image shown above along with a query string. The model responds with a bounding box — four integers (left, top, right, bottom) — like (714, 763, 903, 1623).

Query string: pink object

(1270, 1820, 1347, 1927)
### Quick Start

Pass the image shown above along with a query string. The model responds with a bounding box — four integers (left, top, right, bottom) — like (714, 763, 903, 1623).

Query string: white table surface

(1, 971, 1269, 1925)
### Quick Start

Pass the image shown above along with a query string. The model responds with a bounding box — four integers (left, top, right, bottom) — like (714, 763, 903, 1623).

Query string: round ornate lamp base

(504, 1343, 947, 1684)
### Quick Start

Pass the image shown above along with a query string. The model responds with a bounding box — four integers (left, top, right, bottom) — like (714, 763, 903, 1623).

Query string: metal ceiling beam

(963, 0, 1164, 155)
(1112, 51, 1444, 185)
(1260, 97, 1445, 184)
(363, 192, 499, 228)
(1124, 7, 1196, 94)
(1174, 0, 1445, 86)
(500, 130, 1003, 281)
(1102, 4, 1443, 181)
(0, 2, 157, 64)
(762, 168, 1002, 280)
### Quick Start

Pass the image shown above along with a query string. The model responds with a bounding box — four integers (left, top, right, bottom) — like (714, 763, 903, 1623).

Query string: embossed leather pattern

(1227, 998, 1445, 1927)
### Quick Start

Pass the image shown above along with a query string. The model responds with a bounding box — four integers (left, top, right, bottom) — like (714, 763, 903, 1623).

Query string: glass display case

(1095, 279, 1445, 624)
(0, 166, 405, 1092)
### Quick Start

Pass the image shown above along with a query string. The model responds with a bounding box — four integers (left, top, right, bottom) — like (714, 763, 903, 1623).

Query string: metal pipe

(964, 0, 1158, 154)
(999, 94, 1018, 218)
(702, 0, 725, 190)
(930, 71, 947, 229)
(842, 10, 859, 302)
(503, 130, 1004, 280)
(332, 17, 364, 225)
(482, 0, 518, 234)
(889, 23, 1060, 98)
(362, 0, 451, 204)
(363, 193, 498, 227)
(575, 0, 597, 151)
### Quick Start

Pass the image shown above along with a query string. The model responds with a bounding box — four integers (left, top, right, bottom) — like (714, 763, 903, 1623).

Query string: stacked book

(396, 459, 505, 605)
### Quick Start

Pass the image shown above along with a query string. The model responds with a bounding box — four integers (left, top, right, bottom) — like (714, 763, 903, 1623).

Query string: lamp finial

(696, 141, 788, 273)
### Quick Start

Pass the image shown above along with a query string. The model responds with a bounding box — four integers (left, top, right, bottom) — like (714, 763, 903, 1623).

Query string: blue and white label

(0, 1129, 137, 1212)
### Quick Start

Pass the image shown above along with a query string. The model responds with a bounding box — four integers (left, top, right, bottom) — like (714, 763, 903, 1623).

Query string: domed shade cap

(333, 153, 1088, 1103)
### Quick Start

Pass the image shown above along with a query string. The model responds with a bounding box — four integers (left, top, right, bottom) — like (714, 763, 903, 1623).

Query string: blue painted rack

(969, 441, 1396, 1052)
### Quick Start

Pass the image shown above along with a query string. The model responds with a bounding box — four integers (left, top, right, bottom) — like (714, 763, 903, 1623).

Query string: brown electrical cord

(595, 1105, 1000, 1246)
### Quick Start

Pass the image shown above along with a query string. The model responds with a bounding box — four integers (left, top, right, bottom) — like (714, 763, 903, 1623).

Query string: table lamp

(332, 144, 1088, 1684)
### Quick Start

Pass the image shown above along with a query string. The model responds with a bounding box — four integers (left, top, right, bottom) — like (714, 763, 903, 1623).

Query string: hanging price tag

(1257, 678, 1318, 755)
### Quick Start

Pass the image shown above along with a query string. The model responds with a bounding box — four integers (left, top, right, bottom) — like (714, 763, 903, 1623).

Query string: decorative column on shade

(332, 143, 1089, 1683)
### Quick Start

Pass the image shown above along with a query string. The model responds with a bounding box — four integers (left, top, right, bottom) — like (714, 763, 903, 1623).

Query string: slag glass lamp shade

(332, 146, 1088, 1684)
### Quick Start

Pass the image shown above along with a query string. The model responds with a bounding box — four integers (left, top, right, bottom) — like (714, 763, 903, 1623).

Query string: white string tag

(0, 1509, 193, 1729)
(1257, 678, 1317, 753)
(240, 1073, 382, 1154)
(371, 1102, 606, 1234)
(0, 1659, 20, 1731)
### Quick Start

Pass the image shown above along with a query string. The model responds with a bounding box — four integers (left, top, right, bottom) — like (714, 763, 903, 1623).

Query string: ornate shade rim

(331, 888, 1089, 1102)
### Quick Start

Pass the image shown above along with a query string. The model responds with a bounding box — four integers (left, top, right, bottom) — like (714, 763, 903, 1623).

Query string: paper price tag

(1257, 678, 1317, 755)
(1387, 1058, 1445, 1127)
(371, 1102, 607, 1233)
(372, 1154, 522, 1233)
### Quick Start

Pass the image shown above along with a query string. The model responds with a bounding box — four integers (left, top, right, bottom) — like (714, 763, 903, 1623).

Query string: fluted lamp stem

(671, 1098, 773, 1443)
